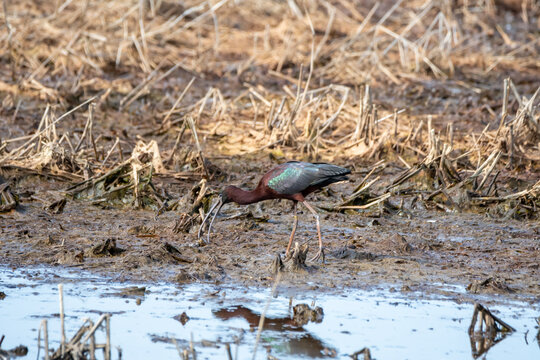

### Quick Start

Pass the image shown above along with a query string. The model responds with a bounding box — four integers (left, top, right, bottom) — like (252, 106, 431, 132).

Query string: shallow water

(1, 267, 538, 359)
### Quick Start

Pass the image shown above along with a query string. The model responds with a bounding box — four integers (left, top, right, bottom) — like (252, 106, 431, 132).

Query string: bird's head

(197, 187, 234, 244)
(219, 187, 234, 204)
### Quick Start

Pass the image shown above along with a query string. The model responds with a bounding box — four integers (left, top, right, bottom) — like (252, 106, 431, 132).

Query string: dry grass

(0, 0, 539, 218)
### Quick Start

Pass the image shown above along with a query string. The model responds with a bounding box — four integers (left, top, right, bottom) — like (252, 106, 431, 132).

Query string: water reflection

(213, 305, 336, 358)
(469, 331, 509, 358)
(468, 303, 516, 358)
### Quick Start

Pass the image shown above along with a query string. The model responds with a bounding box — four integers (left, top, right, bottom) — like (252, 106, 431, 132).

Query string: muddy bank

(1, 172, 538, 304)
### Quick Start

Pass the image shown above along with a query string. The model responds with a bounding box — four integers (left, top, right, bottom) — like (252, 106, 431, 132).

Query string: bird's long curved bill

(198, 197, 224, 244)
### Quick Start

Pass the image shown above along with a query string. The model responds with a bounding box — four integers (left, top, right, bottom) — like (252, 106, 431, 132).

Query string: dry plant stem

(75, 106, 94, 152)
(101, 137, 120, 166)
(187, 116, 208, 178)
(161, 77, 196, 130)
(251, 271, 281, 360)
(105, 314, 111, 360)
(496, 78, 510, 137)
(59, 283, 65, 357)
(1, 96, 96, 162)
(89, 319, 96, 360)
(2, 0, 15, 80)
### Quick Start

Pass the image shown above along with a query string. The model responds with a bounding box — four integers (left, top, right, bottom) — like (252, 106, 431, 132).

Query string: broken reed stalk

(496, 78, 510, 137)
(106, 314, 111, 360)
(251, 271, 282, 360)
(2, 0, 15, 80)
(468, 303, 515, 335)
(37, 319, 50, 360)
(75, 106, 94, 153)
(101, 137, 120, 166)
(89, 319, 96, 360)
(187, 116, 208, 179)
(58, 283, 65, 357)
(161, 77, 196, 131)
(1, 96, 97, 164)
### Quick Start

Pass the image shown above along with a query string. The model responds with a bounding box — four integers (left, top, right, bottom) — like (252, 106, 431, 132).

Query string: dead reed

(0, 0, 538, 218)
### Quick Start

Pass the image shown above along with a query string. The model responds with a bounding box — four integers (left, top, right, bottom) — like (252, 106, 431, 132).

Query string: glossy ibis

(198, 161, 350, 261)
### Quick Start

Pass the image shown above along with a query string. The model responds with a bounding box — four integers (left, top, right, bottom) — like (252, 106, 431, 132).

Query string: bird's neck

(227, 186, 267, 205)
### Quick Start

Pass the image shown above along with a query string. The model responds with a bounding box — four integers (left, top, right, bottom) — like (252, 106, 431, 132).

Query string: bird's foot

(309, 247, 325, 263)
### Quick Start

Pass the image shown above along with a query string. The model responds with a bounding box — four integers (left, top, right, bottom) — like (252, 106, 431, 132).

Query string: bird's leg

(302, 201, 325, 262)
(285, 201, 298, 259)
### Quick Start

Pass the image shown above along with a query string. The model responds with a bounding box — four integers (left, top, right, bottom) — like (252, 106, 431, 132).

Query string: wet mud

(1, 171, 538, 304)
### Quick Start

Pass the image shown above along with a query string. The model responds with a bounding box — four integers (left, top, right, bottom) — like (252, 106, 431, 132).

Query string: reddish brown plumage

(198, 161, 350, 262)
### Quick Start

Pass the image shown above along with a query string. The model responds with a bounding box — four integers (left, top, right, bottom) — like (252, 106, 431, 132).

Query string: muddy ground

(1, 166, 538, 304)
(1, 0, 540, 308)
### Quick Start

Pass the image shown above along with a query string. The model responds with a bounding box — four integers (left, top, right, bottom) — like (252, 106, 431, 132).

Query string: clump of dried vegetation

(0, 0, 538, 219)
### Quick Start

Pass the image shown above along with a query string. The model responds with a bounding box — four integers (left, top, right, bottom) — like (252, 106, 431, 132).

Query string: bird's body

(198, 161, 350, 261)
